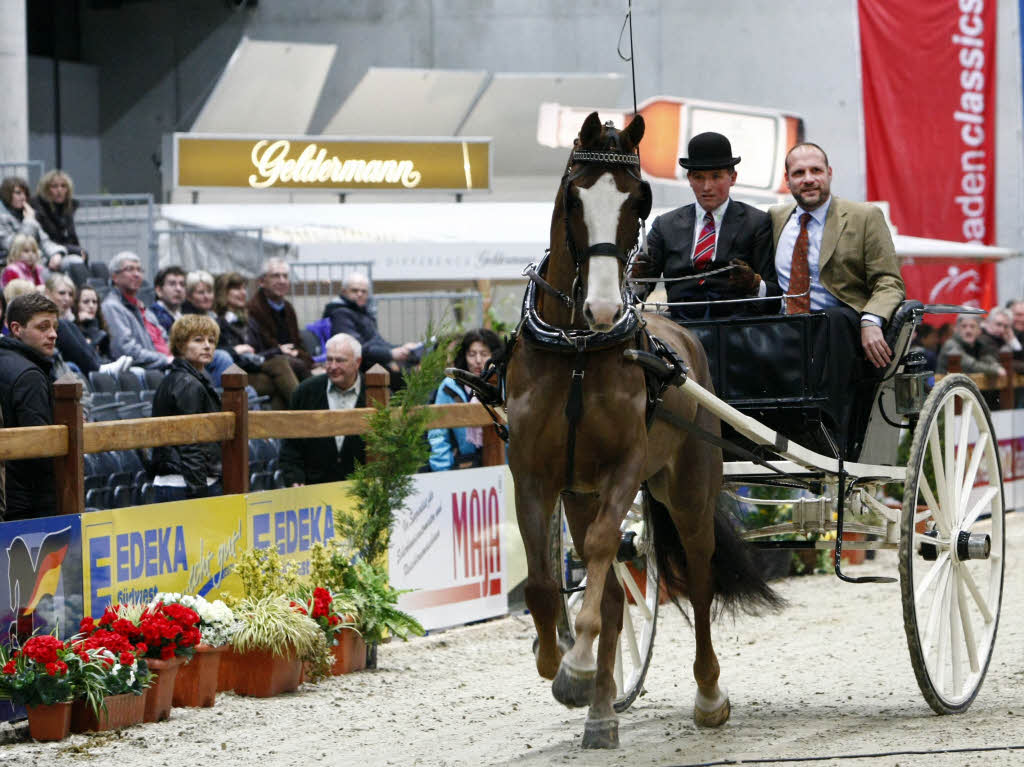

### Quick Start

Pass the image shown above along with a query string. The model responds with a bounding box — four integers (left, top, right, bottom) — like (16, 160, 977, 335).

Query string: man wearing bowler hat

(631, 131, 780, 320)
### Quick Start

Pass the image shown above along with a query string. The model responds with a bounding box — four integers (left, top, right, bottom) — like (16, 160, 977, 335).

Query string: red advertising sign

(859, 0, 996, 244)
(900, 257, 996, 324)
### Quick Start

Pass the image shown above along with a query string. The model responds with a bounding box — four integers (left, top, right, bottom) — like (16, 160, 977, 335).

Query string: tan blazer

(769, 196, 905, 322)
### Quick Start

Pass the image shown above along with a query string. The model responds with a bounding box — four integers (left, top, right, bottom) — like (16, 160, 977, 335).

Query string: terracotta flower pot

(70, 692, 146, 733)
(217, 647, 238, 692)
(143, 656, 185, 722)
(231, 648, 302, 697)
(173, 644, 226, 708)
(26, 701, 72, 741)
(841, 532, 867, 565)
(330, 628, 367, 675)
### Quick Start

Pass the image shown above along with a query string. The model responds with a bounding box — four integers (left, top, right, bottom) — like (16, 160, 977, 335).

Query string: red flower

(79, 616, 96, 633)
(328, 615, 340, 626)
(160, 646, 175, 660)
(44, 662, 59, 676)
(119, 652, 134, 666)
(2, 661, 16, 675)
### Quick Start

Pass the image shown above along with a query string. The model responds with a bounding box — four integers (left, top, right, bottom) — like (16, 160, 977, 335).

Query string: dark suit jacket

(279, 373, 367, 486)
(631, 199, 779, 319)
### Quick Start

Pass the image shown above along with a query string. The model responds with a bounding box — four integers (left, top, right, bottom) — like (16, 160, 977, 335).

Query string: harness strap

(564, 348, 587, 489)
(585, 241, 630, 264)
(524, 263, 574, 310)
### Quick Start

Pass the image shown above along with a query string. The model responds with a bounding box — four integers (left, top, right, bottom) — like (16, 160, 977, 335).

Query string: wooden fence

(0, 364, 506, 517)
(940, 350, 1022, 410)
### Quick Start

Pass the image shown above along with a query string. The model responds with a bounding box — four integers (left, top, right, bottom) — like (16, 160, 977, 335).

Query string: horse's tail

(650, 493, 785, 618)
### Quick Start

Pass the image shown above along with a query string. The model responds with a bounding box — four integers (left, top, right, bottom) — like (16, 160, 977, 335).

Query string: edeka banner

(390, 466, 512, 631)
(81, 497, 244, 617)
(245, 483, 356, 576)
(859, 0, 996, 244)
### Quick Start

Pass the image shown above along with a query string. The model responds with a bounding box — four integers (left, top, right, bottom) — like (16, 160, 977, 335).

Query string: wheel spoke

(922, 558, 950, 657)
(927, 428, 954, 538)
(935, 569, 952, 694)
(949, 569, 964, 695)
(958, 431, 989, 514)
(620, 588, 642, 669)
(960, 565, 995, 624)
(956, 573, 981, 674)
(952, 400, 973, 509)
(914, 550, 950, 603)
(918, 466, 951, 539)
(615, 562, 654, 622)
(944, 398, 957, 518)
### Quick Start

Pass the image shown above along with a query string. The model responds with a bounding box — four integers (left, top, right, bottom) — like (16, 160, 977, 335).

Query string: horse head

(557, 112, 651, 332)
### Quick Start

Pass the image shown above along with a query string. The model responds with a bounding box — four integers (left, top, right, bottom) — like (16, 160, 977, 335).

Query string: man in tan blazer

(770, 143, 905, 369)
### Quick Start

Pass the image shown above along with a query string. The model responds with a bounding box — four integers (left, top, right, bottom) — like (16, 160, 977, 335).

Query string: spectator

(214, 271, 299, 409)
(47, 274, 129, 376)
(279, 333, 366, 486)
(0, 292, 59, 519)
(937, 314, 1003, 376)
(75, 285, 111, 360)
(31, 170, 86, 260)
(4, 278, 39, 306)
(150, 315, 223, 501)
(909, 324, 939, 371)
(0, 291, 5, 516)
(148, 266, 186, 334)
(247, 258, 313, 381)
(427, 328, 502, 471)
(102, 251, 172, 370)
(979, 307, 1022, 369)
(322, 271, 421, 373)
(182, 270, 216, 317)
(0, 177, 66, 270)
(1, 233, 45, 288)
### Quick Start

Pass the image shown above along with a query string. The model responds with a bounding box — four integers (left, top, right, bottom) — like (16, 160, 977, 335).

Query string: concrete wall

(0, 0, 28, 163)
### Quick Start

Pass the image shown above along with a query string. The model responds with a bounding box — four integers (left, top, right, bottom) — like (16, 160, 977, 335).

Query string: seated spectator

(1, 233, 45, 288)
(147, 265, 186, 334)
(427, 328, 502, 471)
(182, 270, 216, 317)
(47, 274, 129, 376)
(979, 307, 1022, 370)
(0, 177, 66, 270)
(937, 314, 1004, 376)
(75, 285, 111, 361)
(279, 333, 366, 486)
(0, 292, 60, 519)
(247, 258, 313, 381)
(4, 277, 39, 306)
(30, 170, 86, 260)
(150, 315, 223, 501)
(322, 271, 421, 374)
(214, 272, 298, 409)
(102, 251, 172, 370)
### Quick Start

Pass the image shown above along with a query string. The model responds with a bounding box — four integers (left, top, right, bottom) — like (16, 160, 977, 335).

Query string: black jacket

(279, 373, 366, 486)
(56, 318, 102, 375)
(76, 318, 111, 362)
(0, 336, 56, 520)
(151, 358, 223, 496)
(322, 296, 394, 370)
(30, 196, 84, 255)
(631, 199, 780, 320)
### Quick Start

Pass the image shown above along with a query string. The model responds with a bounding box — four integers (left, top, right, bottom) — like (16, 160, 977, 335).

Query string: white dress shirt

(691, 198, 729, 264)
(775, 196, 842, 312)
(326, 376, 361, 452)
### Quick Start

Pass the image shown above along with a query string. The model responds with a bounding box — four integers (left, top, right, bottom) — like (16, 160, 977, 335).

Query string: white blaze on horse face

(577, 173, 628, 330)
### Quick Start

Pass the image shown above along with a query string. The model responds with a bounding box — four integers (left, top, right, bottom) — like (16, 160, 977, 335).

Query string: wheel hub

(956, 530, 991, 561)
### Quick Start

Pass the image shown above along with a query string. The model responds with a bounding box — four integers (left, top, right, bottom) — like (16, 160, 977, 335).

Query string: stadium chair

(89, 402, 122, 422)
(112, 485, 135, 508)
(136, 482, 154, 506)
(304, 319, 330, 363)
(90, 391, 117, 407)
(118, 370, 144, 393)
(89, 371, 118, 395)
(85, 487, 110, 510)
(144, 369, 166, 391)
(66, 261, 90, 289)
(89, 260, 110, 283)
(87, 279, 111, 299)
(272, 469, 286, 489)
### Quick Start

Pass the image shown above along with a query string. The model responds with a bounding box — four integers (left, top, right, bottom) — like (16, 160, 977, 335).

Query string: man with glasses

(322, 271, 421, 374)
(102, 251, 174, 369)
(247, 257, 313, 381)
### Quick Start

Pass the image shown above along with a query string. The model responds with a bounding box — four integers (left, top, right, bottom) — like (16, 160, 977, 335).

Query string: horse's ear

(636, 181, 653, 220)
(579, 112, 602, 148)
(623, 114, 645, 151)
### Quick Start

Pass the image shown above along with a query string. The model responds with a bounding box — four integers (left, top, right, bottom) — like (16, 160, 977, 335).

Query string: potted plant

(149, 593, 238, 708)
(342, 559, 424, 669)
(68, 629, 151, 733)
(229, 594, 330, 697)
(0, 635, 84, 741)
(308, 542, 365, 674)
(292, 583, 362, 675)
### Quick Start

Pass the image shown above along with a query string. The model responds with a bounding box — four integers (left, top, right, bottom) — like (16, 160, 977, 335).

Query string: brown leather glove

(727, 259, 761, 295)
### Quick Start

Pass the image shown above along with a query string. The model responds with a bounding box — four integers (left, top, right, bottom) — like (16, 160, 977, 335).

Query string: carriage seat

(883, 300, 925, 369)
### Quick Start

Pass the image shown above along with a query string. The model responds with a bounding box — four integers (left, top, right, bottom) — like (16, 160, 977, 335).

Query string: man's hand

(48, 253, 63, 272)
(727, 259, 761, 295)
(861, 325, 893, 368)
(391, 346, 410, 362)
(279, 343, 299, 357)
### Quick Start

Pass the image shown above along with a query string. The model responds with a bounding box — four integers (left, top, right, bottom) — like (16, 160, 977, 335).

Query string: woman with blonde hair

(1, 234, 44, 288)
(182, 270, 216, 317)
(0, 176, 66, 269)
(31, 170, 86, 260)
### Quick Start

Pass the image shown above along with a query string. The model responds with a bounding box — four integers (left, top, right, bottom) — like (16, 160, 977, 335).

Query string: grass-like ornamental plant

(230, 595, 332, 680)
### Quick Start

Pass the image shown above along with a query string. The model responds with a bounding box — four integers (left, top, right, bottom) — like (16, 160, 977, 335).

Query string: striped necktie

(786, 212, 813, 314)
(693, 211, 716, 270)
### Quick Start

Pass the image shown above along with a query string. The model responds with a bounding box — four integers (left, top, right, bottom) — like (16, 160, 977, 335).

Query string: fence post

(999, 351, 1014, 410)
(365, 364, 391, 407)
(947, 353, 962, 374)
(53, 377, 84, 516)
(221, 366, 250, 495)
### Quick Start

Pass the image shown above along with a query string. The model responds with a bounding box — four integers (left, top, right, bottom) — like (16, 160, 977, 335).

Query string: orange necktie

(786, 212, 812, 314)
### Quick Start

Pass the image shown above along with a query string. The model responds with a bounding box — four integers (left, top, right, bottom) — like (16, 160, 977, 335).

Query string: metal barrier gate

(0, 160, 45, 189)
(375, 291, 484, 344)
(288, 261, 375, 327)
(75, 194, 156, 275)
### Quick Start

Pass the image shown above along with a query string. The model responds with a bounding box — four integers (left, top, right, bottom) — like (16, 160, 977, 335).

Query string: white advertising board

(389, 466, 514, 631)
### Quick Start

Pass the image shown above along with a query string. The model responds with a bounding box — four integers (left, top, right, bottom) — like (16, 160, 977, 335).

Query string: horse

(504, 112, 781, 749)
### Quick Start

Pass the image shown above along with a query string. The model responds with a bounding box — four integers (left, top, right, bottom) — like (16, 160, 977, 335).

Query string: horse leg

(582, 558, 626, 749)
(515, 482, 564, 680)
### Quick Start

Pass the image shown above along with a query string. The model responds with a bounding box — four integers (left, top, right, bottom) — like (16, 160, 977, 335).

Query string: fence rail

(0, 365, 504, 517)
(75, 194, 156, 274)
(0, 160, 44, 188)
(375, 291, 484, 344)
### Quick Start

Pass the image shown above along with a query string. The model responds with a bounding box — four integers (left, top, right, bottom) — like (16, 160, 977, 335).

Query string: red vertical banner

(900, 257, 997, 324)
(859, 0, 996, 244)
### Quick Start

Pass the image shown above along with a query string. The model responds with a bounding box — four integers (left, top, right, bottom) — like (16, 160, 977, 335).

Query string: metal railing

(75, 194, 156, 275)
(288, 260, 374, 326)
(153, 224, 279, 279)
(0, 160, 45, 189)
(375, 291, 484, 343)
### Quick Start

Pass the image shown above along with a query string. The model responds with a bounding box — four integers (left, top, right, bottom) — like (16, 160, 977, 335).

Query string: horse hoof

(581, 717, 619, 749)
(693, 693, 731, 728)
(551, 661, 595, 708)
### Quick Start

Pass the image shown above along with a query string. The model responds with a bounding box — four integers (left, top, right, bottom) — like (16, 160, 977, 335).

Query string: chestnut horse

(505, 112, 780, 748)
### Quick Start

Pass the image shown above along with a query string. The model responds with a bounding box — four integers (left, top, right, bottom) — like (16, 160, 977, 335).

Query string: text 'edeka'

(251, 506, 335, 554)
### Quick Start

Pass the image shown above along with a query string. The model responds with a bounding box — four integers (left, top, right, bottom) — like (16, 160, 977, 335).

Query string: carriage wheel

(549, 490, 658, 713)
(900, 374, 1005, 714)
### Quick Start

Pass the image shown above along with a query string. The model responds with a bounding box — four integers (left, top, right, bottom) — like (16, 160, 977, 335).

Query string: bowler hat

(678, 132, 741, 170)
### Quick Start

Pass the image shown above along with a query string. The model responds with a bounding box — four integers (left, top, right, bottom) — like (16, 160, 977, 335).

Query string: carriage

(488, 111, 1003, 749)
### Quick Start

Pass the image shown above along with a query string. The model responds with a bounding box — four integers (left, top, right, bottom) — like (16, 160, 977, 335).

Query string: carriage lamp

(894, 351, 931, 415)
